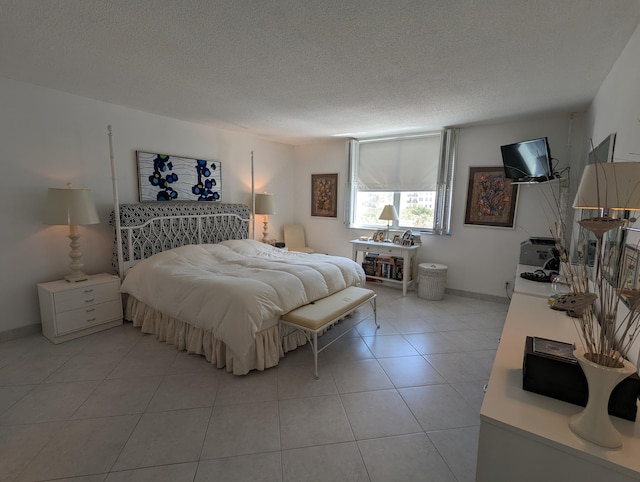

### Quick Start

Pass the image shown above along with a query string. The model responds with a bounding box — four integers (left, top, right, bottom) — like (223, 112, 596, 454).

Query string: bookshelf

(349, 240, 419, 296)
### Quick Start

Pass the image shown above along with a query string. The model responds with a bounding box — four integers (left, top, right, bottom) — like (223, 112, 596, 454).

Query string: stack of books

(362, 253, 404, 281)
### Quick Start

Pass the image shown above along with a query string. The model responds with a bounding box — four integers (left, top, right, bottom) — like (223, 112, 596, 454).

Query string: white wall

(585, 23, 640, 365)
(588, 24, 640, 162)
(294, 113, 586, 300)
(0, 78, 295, 337)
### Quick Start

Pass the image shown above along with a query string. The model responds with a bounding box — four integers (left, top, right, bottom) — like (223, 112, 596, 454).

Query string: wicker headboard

(112, 202, 251, 275)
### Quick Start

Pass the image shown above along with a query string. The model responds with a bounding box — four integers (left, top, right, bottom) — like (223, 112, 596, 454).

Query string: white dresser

(37, 273, 123, 343)
(476, 267, 640, 481)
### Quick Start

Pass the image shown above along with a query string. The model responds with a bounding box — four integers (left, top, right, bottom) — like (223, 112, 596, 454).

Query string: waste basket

(418, 263, 448, 300)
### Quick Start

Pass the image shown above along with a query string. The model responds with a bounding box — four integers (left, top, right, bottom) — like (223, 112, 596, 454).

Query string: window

(347, 129, 457, 235)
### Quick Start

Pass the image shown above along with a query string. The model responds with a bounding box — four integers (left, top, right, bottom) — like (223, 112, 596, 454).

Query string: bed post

(251, 150, 255, 241)
(108, 125, 125, 279)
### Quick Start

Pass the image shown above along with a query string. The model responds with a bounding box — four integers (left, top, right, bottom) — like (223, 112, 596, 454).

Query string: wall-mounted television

(500, 137, 554, 182)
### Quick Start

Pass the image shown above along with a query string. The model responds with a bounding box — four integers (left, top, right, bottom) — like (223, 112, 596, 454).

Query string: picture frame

(464, 166, 518, 228)
(621, 244, 639, 289)
(372, 230, 386, 242)
(401, 229, 413, 246)
(602, 212, 629, 285)
(392, 234, 401, 245)
(311, 173, 338, 217)
(620, 243, 639, 309)
(137, 151, 221, 202)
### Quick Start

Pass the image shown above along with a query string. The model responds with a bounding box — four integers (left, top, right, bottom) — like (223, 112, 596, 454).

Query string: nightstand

(37, 273, 123, 344)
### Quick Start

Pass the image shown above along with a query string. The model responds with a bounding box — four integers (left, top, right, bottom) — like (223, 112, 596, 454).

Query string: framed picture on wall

(464, 166, 518, 228)
(137, 151, 222, 202)
(311, 173, 338, 217)
(620, 243, 639, 309)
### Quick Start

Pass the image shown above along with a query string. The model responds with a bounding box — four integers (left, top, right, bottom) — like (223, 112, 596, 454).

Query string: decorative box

(522, 336, 640, 421)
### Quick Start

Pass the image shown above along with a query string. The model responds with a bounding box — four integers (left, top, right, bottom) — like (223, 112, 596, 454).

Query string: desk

(349, 240, 419, 296)
(476, 291, 640, 481)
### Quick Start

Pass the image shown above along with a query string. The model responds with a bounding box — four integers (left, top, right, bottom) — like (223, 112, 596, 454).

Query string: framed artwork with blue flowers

(137, 151, 222, 202)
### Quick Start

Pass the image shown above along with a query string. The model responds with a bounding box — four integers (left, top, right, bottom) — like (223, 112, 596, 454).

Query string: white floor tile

(428, 426, 480, 482)
(282, 442, 368, 481)
(201, 400, 280, 458)
(196, 452, 281, 481)
(341, 389, 422, 439)
(0, 289, 497, 480)
(358, 433, 457, 482)
(378, 355, 445, 387)
(279, 395, 354, 449)
(399, 384, 479, 431)
(330, 359, 394, 394)
(106, 462, 197, 482)
(19, 415, 139, 481)
(0, 380, 99, 425)
(0, 421, 63, 482)
(113, 408, 210, 471)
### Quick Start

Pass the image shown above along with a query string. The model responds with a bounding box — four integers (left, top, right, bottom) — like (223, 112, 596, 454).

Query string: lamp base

(66, 230, 88, 282)
(65, 273, 89, 283)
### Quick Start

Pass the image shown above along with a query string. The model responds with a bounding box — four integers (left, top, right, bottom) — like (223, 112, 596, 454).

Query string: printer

(519, 237, 557, 267)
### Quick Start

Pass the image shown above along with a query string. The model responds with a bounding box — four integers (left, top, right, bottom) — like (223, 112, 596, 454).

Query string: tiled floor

(0, 285, 508, 482)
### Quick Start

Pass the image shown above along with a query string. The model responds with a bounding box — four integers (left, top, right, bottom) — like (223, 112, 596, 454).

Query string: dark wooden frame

(464, 166, 518, 228)
(311, 173, 338, 217)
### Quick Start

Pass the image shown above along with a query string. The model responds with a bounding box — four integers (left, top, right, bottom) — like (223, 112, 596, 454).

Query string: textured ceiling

(1, 0, 639, 145)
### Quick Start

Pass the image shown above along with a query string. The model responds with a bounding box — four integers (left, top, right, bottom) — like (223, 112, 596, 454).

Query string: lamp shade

(254, 193, 276, 215)
(379, 204, 399, 221)
(44, 187, 100, 225)
(573, 162, 640, 211)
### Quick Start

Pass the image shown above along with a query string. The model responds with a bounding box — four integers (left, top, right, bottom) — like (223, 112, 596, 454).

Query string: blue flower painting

(137, 151, 222, 202)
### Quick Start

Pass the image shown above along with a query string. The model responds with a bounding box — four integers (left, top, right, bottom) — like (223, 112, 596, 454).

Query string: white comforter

(120, 239, 365, 358)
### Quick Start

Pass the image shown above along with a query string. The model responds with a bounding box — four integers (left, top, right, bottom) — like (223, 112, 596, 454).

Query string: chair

(284, 224, 314, 253)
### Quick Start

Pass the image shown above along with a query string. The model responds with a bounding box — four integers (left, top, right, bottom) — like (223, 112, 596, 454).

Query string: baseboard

(0, 323, 41, 343)
(444, 288, 509, 305)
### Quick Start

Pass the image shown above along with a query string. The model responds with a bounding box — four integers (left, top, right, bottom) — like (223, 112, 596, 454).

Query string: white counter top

(514, 264, 555, 299)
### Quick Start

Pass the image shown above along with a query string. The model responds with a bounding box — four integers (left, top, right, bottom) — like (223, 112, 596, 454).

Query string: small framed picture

(401, 230, 412, 246)
(621, 244, 639, 289)
(392, 234, 401, 245)
(373, 230, 385, 242)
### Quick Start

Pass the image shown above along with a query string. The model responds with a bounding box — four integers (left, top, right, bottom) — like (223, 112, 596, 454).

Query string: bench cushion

(281, 286, 375, 330)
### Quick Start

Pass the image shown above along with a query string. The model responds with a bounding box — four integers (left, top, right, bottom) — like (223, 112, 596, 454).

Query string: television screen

(500, 137, 553, 181)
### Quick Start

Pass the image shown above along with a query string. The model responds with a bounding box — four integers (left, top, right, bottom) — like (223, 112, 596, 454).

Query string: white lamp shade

(44, 187, 100, 225)
(379, 204, 399, 221)
(573, 162, 640, 211)
(254, 193, 276, 215)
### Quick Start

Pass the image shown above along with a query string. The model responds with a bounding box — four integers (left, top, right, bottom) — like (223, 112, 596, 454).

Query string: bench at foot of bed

(280, 286, 378, 379)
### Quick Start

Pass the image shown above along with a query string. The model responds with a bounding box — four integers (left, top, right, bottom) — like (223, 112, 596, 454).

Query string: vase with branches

(547, 158, 640, 447)
(551, 161, 640, 366)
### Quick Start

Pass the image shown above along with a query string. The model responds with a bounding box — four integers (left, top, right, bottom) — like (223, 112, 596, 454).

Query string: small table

(37, 273, 123, 343)
(350, 239, 419, 296)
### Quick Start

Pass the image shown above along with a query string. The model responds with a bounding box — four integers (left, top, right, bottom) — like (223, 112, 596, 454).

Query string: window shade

(357, 134, 441, 191)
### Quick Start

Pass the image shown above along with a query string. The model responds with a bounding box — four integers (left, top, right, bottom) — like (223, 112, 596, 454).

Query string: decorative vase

(568, 347, 636, 448)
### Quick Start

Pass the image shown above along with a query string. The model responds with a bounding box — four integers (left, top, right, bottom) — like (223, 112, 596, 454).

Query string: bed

(112, 202, 366, 375)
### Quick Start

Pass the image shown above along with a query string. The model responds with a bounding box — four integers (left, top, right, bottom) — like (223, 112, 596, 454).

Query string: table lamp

(254, 192, 276, 243)
(379, 204, 399, 242)
(43, 182, 100, 282)
(573, 161, 640, 212)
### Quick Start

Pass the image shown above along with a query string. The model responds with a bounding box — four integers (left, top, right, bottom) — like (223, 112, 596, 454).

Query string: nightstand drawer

(55, 299, 122, 335)
(54, 281, 119, 313)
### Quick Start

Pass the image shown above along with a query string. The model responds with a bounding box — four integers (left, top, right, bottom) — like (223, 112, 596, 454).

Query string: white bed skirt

(125, 296, 309, 375)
